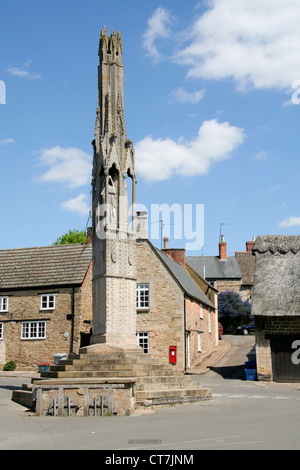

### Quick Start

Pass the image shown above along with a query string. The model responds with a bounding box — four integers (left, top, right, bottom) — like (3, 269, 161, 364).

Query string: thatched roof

(252, 236, 300, 317)
(235, 252, 255, 285)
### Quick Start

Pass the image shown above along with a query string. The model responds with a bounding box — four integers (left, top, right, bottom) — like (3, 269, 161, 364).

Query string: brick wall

(185, 297, 217, 369)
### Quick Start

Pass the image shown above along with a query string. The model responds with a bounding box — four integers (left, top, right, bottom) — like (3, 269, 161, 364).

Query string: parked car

(218, 322, 223, 340)
(236, 322, 255, 335)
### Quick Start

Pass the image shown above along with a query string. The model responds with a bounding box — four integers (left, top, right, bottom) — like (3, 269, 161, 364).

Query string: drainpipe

(184, 295, 187, 372)
(70, 287, 75, 354)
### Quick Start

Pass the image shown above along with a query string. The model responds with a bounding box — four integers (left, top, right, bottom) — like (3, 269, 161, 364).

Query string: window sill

(21, 338, 46, 341)
(137, 308, 150, 313)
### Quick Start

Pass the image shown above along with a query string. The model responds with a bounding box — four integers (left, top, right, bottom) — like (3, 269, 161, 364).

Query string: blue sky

(1, 0, 300, 256)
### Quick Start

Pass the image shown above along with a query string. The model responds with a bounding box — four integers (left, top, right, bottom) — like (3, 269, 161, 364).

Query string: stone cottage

(0, 242, 92, 369)
(252, 235, 300, 382)
(0, 235, 218, 371)
(186, 235, 255, 302)
(136, 226, 218, 371)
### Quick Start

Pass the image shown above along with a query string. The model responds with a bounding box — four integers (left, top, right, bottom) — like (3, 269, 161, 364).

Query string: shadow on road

(209, 364, 246, 380)
(0, 385, 22, 391)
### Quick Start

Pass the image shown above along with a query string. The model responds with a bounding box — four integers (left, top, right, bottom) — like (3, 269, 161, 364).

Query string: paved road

(0, 335, 299, 451)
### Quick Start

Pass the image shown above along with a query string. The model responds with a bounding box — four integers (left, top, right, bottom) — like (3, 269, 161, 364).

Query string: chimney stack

(87, 226, 93, 245)
(162, 238, 186, 266)
(136, 211, 148, 239)
(219, 234, 227, 259)
(246, 236, 256, 253)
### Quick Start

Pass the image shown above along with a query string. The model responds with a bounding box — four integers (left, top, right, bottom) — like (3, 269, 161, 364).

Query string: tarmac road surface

(0, 335, 299, 451)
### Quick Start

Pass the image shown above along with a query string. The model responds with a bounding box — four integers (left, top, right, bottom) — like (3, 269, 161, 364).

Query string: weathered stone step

(136, 380, 202, 391)
(40, 368, 182, 379)
(63, 356, 161, 366)
(136, 388, 211, 399)
(51, 362, 173, 372)
(72, 352, 146, 362)
(135, 374, 193, 384)
(137, 394, 212, 407)
(12, 390, 34, 410)
(136, 387, 212, 401)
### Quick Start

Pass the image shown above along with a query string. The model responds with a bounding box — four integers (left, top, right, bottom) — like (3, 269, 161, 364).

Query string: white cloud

(0, 138, 14, 145)
(279, 216, 300, 228)
(61, 194, 90, 216)
(169, 87, 205, 104)
(37, 145, 92, 188)
(252, 150, 269, 161)
(7, 60, 42, 80)
(268, 185, 281, 192)
(135, 119, 245, 182)
(176, 0, 300, 92)
(143, 7, 174, 62)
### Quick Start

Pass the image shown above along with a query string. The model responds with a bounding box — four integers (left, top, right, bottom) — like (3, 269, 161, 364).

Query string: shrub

(3, 360, 17, 371)
(218, 291, 252, 334)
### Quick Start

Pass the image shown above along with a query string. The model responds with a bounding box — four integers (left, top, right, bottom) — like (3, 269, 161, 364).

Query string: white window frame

(0, 296, 8, 312)
(137, 332, 149, 354)
(40, 294, 55, 310)
(21, 321, 46, 340)
(136, 283, 150, 310)
(198, 332, 202, 352)
(208, 308, 211, 333)
(0, 323, 3, 340)
(200, 303, 203, 319)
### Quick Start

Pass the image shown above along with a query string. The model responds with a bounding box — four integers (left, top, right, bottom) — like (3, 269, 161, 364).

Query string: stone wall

(255, 316, 300, 381)
(136, 240, 185, 369)
(0, 280, 92, 369)
(136, 240, 218, 371)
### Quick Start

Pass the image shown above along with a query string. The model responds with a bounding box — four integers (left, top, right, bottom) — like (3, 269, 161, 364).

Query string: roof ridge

(253, 235, 300, 254)
(0, 243, 91, 253)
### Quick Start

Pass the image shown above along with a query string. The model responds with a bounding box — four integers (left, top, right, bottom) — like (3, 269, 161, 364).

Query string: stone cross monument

(88, 27, 139, 352)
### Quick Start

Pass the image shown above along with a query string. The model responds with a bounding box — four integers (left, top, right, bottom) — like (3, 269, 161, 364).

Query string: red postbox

(169, 346, 177, 364)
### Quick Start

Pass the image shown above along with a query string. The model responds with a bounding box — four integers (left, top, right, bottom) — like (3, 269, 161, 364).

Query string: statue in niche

(107, 175, 116, 225)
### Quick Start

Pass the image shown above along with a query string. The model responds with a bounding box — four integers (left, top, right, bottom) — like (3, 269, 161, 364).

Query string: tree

(218, 290, 252, 334)
(53, 229, 87, 245)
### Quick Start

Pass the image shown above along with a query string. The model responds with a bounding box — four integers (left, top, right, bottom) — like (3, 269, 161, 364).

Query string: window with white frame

(136, 283, 149, 310)
(21, 321, 46, 340)
(40, 294, 55, 310)
(198, 332, 202, 352)
(200, 303, 203, 319)
(0, 323, 3, 340)
(137, 332, 149, 353)
(0, 296, 8, 312)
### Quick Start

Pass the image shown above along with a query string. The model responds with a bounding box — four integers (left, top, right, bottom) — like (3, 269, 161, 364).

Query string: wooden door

(271, 335, 300, 382)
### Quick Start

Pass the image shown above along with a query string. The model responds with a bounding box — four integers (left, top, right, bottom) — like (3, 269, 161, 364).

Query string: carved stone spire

(87, 28, 138, 352)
